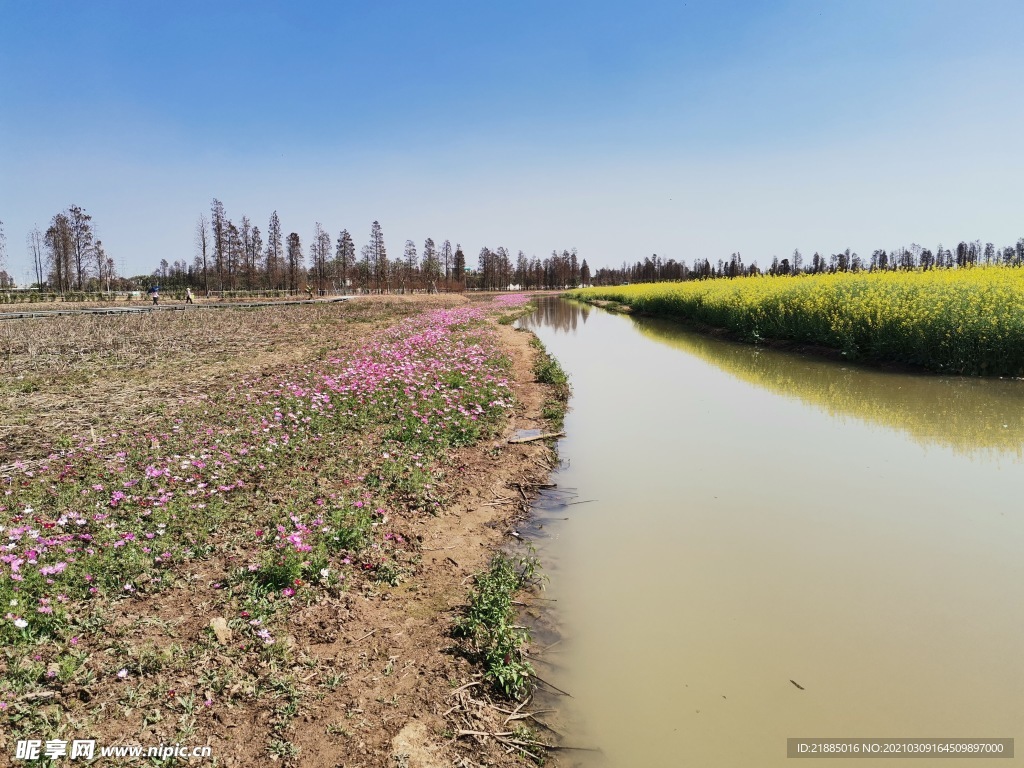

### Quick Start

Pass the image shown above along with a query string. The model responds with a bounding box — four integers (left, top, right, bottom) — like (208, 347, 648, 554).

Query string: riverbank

(0, 295, 561, 767)
(570, 268, 1024, 375)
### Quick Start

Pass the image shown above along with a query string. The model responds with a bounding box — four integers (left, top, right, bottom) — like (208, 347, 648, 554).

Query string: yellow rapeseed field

(570, 267, 1024, 375)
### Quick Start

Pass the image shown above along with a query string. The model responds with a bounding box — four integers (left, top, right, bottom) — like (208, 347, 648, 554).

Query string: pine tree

(239, 216, 253, 288)
(311, 222, 330, 293)
(211, 199, 227, 290)
(266, 211, 283, 290)
(286, 233, 303, 291)
(249, 226, 263, 289)
(359, 244, 372, 292)
(403, 240, 418, 293)
(370, 221, 387, 293)
(441, 240, 453, 290)
(335, 229, 354, 293)
(421, 237, 439, 293)
(453, 245, 466, 289)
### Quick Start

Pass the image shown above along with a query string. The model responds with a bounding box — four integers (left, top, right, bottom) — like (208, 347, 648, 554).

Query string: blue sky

(1, 1, 1022, 280)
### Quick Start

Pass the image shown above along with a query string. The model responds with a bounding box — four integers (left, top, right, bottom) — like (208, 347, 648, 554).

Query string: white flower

(8, 600, 16, 607)
(13, 618, 27, 629)
(117, 668, 128, 679)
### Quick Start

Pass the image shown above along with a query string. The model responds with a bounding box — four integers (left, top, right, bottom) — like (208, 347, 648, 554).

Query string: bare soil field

(0, 298, 428, 463)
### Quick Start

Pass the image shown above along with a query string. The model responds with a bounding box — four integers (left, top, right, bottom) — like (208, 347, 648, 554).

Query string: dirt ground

(0, 295, 567, 767)
(0, 297, 446, 463)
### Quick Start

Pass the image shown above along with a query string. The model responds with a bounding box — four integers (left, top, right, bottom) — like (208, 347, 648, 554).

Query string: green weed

(528, 336, 570, 429)
(453, 552, 542, 700)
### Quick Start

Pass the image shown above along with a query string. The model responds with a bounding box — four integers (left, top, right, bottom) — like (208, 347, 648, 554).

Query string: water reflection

(525, 298, 1024, 458)
(630, 315, 1024, 459)
(519, 297, 590, 334)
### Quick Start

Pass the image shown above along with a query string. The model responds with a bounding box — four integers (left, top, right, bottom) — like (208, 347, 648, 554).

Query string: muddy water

(518, 299, 1024, 767)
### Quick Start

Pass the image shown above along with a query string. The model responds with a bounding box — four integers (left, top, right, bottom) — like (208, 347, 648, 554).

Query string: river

(517, 297, 1024, 767)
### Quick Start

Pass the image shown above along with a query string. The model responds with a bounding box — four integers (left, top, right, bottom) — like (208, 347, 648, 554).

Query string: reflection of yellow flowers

(570, 267, 1024, 375)
(632, 315, 1024, 459)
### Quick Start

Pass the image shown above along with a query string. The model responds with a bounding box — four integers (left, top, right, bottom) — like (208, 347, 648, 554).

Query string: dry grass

(0, 295, 466, 462)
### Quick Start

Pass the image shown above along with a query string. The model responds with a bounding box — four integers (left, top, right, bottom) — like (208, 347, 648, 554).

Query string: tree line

(7, 203, 1023, 295)
(0, 210, 122, 292)
(154, 199, 589, 293)
(590, 238, 1024, 286)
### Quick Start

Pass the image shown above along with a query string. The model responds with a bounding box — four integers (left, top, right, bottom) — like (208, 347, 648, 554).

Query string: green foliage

(529, 336, 570, 429)
(454, 552, 541, 700)
(529, 337, 565, 386)
(324, 504, 373, 552)
(253, 548, 305, 590)
(371, 559, 404, 587)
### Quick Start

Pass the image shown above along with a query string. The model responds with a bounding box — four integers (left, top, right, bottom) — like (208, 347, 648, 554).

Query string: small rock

(210, 617, 232, 645)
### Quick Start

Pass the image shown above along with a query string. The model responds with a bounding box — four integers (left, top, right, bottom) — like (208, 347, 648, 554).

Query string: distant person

(148, 285, 160, 305)
(185, 287, 194, 304)
(305, 284, 314, 300)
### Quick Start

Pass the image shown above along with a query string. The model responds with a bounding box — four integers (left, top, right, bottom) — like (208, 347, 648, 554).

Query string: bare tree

(225, 220, 242, 289)
(66, 205, 95, 290)
(92, 240, 110, 292)
(45, 213, 74, 293)
(195, 214, 210, 293)
(0, 219, 7, 278)
(27, 226, 45, 288)
(0, 219, 9, 288)
(105, 256, 117, 289)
